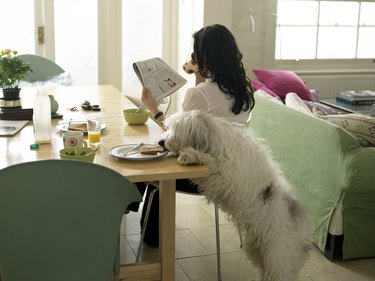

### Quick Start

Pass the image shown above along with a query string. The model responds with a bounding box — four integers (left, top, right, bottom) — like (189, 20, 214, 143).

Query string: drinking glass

(87, 116, 101, 150)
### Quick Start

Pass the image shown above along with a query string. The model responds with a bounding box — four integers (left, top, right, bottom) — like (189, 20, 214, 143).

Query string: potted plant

(0, 49, 32, 100)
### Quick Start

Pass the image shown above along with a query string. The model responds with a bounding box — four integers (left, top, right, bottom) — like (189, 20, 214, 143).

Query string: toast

(139, 146, 166, 155)
(68, 122, 87, 131)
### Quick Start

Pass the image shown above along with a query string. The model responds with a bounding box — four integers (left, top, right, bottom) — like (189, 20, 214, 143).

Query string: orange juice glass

(88, 131, 101, 142)
(87, 116, 101, 150)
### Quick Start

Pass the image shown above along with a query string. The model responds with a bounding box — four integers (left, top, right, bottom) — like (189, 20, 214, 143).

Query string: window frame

(263, 0, 375, 73)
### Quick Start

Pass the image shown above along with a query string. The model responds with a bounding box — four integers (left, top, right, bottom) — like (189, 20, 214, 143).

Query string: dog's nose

(158, 139, 165, 148)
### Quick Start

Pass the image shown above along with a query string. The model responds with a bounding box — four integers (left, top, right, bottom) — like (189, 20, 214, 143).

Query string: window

(54, 0, 98, 85)
(122, 0, 163, 87)
(275, 0, 375, 61)
(0, 0, 202, 95)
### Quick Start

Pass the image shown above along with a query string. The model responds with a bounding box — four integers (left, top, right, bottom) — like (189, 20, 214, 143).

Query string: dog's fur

(161, 110, 314, 281)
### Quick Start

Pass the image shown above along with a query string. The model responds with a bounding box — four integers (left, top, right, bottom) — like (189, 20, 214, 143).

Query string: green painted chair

(0, 160, 142, 281)
(16, 54, 66, 83)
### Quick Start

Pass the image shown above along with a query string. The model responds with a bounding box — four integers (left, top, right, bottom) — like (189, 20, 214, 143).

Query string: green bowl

(123, 108, 150, 125)
(59, 147, 96, 163)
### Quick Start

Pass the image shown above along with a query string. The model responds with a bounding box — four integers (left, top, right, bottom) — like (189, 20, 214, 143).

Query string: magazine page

(0, 120, 29, 136)
(133, 57, 187, 104)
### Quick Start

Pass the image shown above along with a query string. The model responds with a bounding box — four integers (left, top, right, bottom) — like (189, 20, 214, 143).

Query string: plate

(56, 122, 107, 134)
(109, 144, 168, 161)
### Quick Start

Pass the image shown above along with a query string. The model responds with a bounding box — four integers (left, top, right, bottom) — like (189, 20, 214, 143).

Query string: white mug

(63, 132, 85, 148)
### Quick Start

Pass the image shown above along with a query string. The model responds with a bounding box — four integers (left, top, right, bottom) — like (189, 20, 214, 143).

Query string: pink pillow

(253, 69, 313, 101)
(251, 80, 279, 98)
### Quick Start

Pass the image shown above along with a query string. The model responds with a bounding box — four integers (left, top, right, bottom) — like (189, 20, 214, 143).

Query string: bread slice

(139, 146, 166, 155)
(68, 123, 87, 131)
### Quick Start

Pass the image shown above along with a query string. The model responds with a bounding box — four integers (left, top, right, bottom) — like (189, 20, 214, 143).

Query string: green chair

(0, 160, 142, 281)
(16, 54, 66, 83)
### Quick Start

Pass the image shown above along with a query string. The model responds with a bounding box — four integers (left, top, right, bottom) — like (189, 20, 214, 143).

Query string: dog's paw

(177, 147, 203, 165)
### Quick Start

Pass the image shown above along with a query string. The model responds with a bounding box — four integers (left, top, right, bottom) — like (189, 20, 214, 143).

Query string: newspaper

(133, 57, 187, 105)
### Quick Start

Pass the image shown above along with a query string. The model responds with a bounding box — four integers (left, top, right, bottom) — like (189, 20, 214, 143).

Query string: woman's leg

(140, 179, 200, 247)
(176, 179, 200, 193)
(127, 182, 147, 212)
(140, 185, 159, 247)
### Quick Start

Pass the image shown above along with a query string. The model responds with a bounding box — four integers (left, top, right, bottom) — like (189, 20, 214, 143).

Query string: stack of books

(336, 90, 375, 105)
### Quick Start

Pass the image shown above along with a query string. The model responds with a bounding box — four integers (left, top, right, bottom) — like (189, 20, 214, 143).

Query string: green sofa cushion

(249, 92, 375, 260)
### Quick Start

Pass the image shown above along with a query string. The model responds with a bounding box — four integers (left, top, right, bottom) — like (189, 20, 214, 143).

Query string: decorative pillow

(285, 92, 313, 115)
(254, 89, 283, 104)
(314, 112, 375, 146)
(251, 80, 278, 97)
(253, 69, 314, 101)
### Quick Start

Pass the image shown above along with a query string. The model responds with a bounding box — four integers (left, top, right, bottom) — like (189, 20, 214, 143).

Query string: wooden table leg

(159, 179, 176, 281)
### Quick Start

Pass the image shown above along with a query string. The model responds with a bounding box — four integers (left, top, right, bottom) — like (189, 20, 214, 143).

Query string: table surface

(0, 85, 209, 281)
(321, 98, 375, 117)
(0, 85, 208, 181)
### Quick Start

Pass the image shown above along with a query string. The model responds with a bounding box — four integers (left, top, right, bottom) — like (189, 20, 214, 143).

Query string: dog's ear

(165, 111, 220, 153)
(184, 111, 217, 152)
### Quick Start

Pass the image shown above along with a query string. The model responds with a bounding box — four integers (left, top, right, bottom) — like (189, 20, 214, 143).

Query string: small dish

(59, 147, 96, 163)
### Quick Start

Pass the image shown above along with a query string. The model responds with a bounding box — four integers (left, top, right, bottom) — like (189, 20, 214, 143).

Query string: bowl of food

(59, 147, 96, 163)
(123, 108, 150, 125)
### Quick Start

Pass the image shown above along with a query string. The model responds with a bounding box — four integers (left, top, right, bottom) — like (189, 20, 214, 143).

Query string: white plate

(109, 143, 168, 161)
(56, 122, 107, 134)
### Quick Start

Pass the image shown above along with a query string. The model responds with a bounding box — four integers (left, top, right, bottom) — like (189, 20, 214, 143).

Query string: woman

(135, 24, 255, 247)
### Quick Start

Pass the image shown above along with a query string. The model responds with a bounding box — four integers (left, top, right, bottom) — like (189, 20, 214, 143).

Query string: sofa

(248, 91, 375, 260)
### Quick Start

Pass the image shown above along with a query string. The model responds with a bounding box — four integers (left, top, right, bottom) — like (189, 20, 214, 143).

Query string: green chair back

(17, 54, 65, 82)
(0, 160, 142, 281)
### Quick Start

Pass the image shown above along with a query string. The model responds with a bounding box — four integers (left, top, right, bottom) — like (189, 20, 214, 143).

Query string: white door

(0, 0, 98, 85)
(0, 0, 36, 54)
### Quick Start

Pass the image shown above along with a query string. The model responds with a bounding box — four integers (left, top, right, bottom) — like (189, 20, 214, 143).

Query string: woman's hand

(141, 87, 166, 130)
(141, 88, 159, 115)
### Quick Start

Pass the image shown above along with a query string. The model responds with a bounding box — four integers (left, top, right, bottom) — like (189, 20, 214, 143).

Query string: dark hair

(193, 24, 255, 114)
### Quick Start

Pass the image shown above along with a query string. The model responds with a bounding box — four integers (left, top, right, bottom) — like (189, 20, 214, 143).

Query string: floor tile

(177, 252, 259, 281)
(300, 247, 344, 277)
(121, 193, 375, 281)
(309, 271, 373, 281)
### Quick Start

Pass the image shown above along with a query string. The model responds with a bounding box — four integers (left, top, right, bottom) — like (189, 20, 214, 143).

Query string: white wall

(203, 0, 265, 80)
(203, 0, 233, 27)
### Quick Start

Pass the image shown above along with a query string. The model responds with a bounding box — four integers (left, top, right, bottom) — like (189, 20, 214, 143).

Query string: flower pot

(2, 87, 21, 100)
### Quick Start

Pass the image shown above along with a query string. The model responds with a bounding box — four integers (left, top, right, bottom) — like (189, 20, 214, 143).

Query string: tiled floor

(120, 193, 375, 281)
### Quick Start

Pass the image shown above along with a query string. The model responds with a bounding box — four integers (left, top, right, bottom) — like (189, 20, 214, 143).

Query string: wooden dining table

(0, 84, 209, 281)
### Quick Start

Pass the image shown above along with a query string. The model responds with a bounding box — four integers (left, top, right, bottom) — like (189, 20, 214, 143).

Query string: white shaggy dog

(160, 110, 314, 281)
